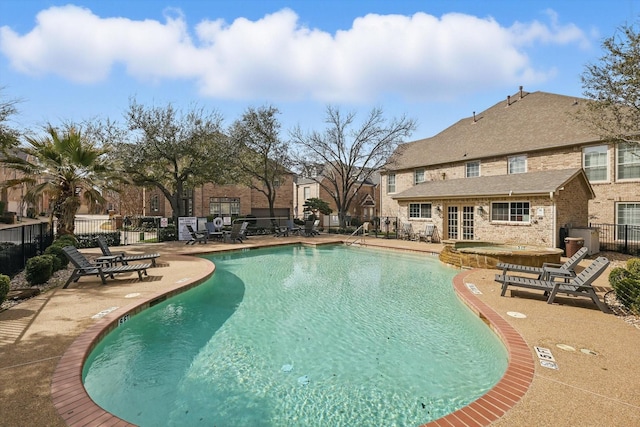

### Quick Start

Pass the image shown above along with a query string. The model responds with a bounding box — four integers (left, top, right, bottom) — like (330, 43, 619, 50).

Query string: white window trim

(507, 155, 527, 174)
(490, 201, 531, 223)
(408, 202, 432, 219)
(616, 143, 640, 182)
(583, 145, 609, 183)
(616, 202, 640, 242)
(387, 174, 396, 194)
(465, 161, 480, 178)
(414, 168, 425, 185)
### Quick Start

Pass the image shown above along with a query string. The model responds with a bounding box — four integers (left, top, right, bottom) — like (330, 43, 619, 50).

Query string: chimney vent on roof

(507, 95, 511, 106)
(473, 111, 476, 122)
(519, 86, 523, 99)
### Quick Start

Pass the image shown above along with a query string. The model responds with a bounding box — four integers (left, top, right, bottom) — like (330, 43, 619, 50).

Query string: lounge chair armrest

(75, 266, 102, 272)
(541, 262, 562, 268)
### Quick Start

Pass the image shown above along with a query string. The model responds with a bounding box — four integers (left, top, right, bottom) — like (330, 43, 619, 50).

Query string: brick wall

(382, 171, 591, 247)
(382, 141, 639, 234)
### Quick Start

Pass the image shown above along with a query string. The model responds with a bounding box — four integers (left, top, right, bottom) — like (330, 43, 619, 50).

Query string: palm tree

(1, 125, 121, 236)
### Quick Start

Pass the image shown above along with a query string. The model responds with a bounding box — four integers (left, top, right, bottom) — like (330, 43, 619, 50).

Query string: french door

(447, 205, 475, 240)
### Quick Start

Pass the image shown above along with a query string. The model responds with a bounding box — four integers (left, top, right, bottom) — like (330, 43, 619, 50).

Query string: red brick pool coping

(420, 269, 534, 426)
(51, 266, 534, 427)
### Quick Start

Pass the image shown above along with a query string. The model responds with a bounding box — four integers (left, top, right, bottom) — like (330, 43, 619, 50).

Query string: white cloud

(0, 5, 589, 102)
(509, 9, 591, 49)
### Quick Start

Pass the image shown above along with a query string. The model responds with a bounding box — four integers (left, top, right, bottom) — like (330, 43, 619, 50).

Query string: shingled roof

(392, 168, 594, 200)
(387, 90, 602, 171)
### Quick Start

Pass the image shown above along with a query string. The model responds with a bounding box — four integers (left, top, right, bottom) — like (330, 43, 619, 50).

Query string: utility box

(569, 227, 600, 255)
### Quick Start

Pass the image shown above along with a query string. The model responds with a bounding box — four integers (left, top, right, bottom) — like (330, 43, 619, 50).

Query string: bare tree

(228, 105, 292, 227)
(580, 22, 640, 145)
(291, 106, 416, 228)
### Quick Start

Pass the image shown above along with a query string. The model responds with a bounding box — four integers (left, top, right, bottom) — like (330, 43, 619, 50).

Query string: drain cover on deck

(556, 344, 576, 352)
(507, 311, 527, 318)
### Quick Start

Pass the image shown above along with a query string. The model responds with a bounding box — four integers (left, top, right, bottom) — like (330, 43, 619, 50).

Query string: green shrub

(0, 274, 10, 304)
(44, 245, 68, 271)
(159, 224, 177, 242)
(608, 266, 630, 283)
(25, 255, 54, 285)
(627, 258, 640, 275)
(609, 261, 640, 314)
(54, 234, 78, 247)
(74, 232, 120, 248)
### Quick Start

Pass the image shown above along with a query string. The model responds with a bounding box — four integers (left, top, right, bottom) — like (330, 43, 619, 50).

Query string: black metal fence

(590, 223, 640, 256)
(0, 222, 54, 277)
(224, 215, 403, 238)
(321, 216, 402, 239)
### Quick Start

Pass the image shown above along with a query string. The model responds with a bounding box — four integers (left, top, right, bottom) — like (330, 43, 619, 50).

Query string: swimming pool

(82, 245, 508, 426)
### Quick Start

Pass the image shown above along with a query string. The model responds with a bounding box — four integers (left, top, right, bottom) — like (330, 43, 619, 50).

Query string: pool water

(83, 245, 508, 426)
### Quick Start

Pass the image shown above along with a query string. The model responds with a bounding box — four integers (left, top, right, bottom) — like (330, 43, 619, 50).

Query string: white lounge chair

(418, 224, 436, 243)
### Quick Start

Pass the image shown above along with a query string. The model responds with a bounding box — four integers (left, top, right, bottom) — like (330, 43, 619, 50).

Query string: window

(583, 145, 608, 182)
(150, 195, 159, 212)
(303, 187, 310, 201)
(617, 143, 640, 180)
(617, 203, 640, 242)
(409, 203, 432, 218)
(387, 174, 396, 193)
(465, 161, 480, 178)
(414, 169, 425, 184)
(507, 155, 527, 174)
(491, 201, 530, 223)
(209, 197, 240, 216)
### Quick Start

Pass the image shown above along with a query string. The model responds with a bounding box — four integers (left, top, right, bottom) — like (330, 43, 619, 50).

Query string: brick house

(294, 164, 380, 228)
(0, 150, 50, 220)
(381, 89, 640, 247)
(145, 173, 296, 221)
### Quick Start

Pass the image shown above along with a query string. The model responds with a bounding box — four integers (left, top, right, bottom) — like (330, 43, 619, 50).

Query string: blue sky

(1, 0, 638, 140)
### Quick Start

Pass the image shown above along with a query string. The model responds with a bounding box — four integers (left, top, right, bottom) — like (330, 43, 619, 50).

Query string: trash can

(113, 215, 123, 230)
(564, 237, 584, 258)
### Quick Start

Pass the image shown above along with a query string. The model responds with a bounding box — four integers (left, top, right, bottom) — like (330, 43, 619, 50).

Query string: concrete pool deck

(1, 234, 639, 426)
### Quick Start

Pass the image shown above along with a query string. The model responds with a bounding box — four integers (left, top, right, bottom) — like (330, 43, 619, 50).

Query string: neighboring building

(0, 150, 50, 219)
(381, 89, 640, 247)
(294, 164, 380, 228)
(145, 173, 296, 220)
